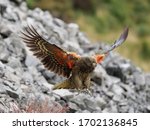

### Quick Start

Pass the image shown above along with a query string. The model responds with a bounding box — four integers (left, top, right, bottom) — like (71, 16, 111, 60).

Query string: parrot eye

(93, 62, 97, 67)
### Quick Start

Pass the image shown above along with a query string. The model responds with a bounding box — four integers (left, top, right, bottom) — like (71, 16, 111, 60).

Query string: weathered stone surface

(145, 73, 150, 86)
(133, 72, 145, 86)
(0, 0, 150, 113)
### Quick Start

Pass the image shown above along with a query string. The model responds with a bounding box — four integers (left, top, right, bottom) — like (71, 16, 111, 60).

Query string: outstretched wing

(103, 27, 129, 54)
(94, 27, 129, 63)
(21, 25, 80, 77)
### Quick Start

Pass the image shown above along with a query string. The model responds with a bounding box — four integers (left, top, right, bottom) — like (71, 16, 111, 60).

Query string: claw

(86, 89, 92, 96)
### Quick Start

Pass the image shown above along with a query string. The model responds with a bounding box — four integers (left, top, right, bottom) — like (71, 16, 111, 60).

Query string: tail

(53, 79, 71, 90)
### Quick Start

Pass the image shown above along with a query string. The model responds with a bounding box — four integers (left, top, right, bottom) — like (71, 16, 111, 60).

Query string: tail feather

(53, 79, 71, 90)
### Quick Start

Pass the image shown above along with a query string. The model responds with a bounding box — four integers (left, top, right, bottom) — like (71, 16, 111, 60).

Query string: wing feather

(94, 27, 129, 64)
(21, 25, 80, 77)
(103, 27, 129, 54)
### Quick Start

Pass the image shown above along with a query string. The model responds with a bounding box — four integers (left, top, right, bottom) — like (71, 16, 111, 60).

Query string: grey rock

(118, 105, 129, 113)
(146, 105, 150, 112)
(4, 5, 20, 21)
(0, 61, 5, 69)
(20, 84, 30, 91)
(3, 80, 18, 91)
(128, 107, 135, 113)
(10, 0, 24, 5)
(105, 75, 121, 87)
(80, 110, 91, 113)
(104, 56, 137, 83)
(7, 57, 22, 69)
(0, 84, 7, 94)
(52, 26, 68, 41)
(84, 97, 98, 111)
(42, 70, 55, 79)
(68, 102, 80, 111)
(95, 96, 107, 109)
(111, 84, 124, 96)
(0, 61, 5, 78)
(70, 94, 87, 110)
(8, 101, 21, 112)
(112, 95, 122, 102)
(0, 3, 7, 16)
(53, 89, 74, 98)
(0, 0, 9, 5)
(92, 65, 107, 85)
(0, 41, 10, 62)
(0, 99, 10, 113)
(102, 108, 110, 113)
(118, 100, 128, 107)
(102, 100, 118, 113)
(67, 23, 79, 38)
(105, 62, 126, 82)
(20, 2, 28, 12)
(120, 82, 130, 92)
(63, 40, 83, 54)
(104, 91, 114, 98)
(110, 105, 118, 113)
(0, 0, 150, 113)
(0, 25, 12, 38)
(25, 53, 39, 67)
(34, 80, 53, 93)
(28, 66, 40, 79)
(42, 82, 53, 91)
(78, 32, 90, 45)
(53, 18, 66, 27)
(4, 67, 21, 84)
(0, 103, 5, 113)
(4, 34, 25, 60)
(6, 89, 19, 99)
(145, 73, 150, 86)
(0, 95, 20, 112)
(133, 72, 145, 86)
(51, 75, 66, 85)
(21, 71, 33, 84)
(30, 8, 45, 22)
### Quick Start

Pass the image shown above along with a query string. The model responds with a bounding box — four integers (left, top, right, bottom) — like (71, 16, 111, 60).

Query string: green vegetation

(26, 0, 150, 72)
(140, 41, 150, 59)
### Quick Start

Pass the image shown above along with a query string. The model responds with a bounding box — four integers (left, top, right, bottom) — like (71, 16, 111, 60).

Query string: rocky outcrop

(0, 0, 150, 113)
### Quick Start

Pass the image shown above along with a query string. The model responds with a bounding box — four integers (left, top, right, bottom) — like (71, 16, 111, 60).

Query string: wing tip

(122, 26, 129, 41)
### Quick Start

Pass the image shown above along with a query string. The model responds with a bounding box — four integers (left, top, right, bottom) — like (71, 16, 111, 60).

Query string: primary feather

(21, 25, 79, 77)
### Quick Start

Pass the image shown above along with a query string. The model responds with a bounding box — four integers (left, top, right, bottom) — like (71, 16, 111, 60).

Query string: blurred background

(26, 0, 150, 72)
